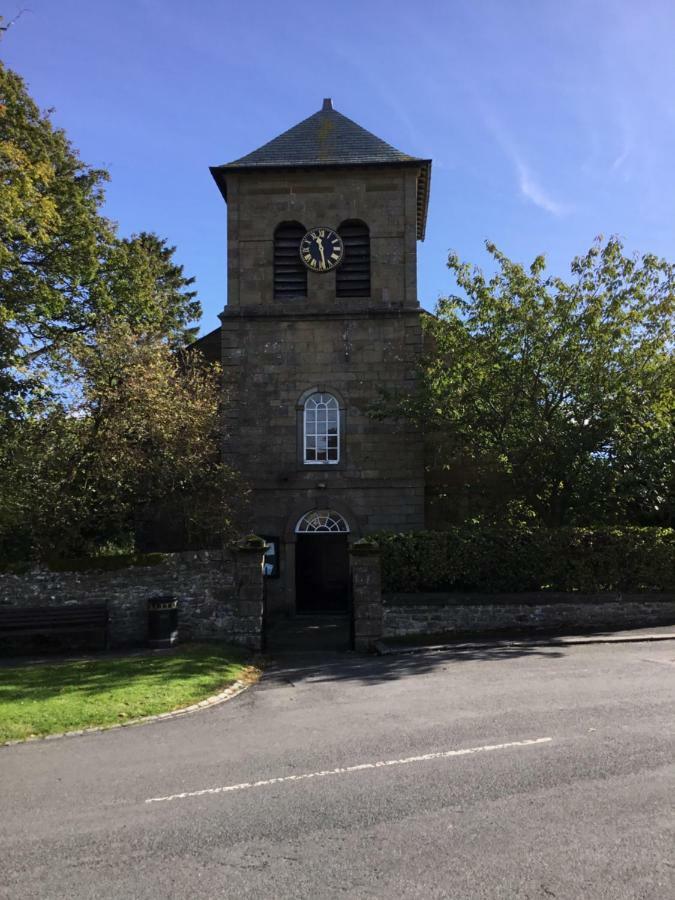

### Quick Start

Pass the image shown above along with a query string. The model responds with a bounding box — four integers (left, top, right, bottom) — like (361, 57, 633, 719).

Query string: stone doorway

(295, 533, 349, 613)
(294, 509, 350, 615)
(264, 509, 351, 653)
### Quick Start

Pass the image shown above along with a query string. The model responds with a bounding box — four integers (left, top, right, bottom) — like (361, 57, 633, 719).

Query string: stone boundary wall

(383, 592, 675, 639)
(0, 548, 265, 650)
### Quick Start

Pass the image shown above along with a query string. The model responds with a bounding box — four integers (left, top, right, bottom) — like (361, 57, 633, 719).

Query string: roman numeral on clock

(299, 227, 342, 271)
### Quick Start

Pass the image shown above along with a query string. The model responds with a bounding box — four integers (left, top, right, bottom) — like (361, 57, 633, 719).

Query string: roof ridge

(216, 101, 423, 169)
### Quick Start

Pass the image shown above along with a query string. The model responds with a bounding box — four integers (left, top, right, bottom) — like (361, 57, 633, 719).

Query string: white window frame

(295, 510, 350, 533)
(303, 393, 340, 465)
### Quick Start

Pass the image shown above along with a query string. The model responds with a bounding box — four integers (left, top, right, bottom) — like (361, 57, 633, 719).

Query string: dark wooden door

(296, 534, 349, 613)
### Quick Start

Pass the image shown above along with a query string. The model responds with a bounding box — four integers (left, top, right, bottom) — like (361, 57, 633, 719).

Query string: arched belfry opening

(274, 221, 307, 299)
(337, 220, 370, 297)
(294, 510, 350, 612)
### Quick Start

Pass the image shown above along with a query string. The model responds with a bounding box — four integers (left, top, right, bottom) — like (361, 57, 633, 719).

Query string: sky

(2, 0, 675, 335)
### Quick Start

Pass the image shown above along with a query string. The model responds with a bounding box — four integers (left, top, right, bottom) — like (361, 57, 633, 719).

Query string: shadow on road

(259, 643, 567, 688)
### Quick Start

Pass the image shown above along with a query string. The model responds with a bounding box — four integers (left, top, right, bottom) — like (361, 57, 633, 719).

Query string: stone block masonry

(219, 164, 427, 614)
(383, 592, 675, 639)
(0, 547, 265, 650)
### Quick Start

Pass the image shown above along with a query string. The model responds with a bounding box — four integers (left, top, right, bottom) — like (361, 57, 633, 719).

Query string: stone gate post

(234, 536, 266, 650)
(350, 540, 383, 651)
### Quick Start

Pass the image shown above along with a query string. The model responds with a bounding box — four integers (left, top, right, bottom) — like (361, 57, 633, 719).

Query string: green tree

(385, 238, 674, 527)
(0, 62, 198, 420)
(0, 326, 242, 561)
(0, 62, 239, 560)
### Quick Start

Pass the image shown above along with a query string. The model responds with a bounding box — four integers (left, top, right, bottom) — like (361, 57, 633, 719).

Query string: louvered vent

(337, 220, 370, 297)
(274, 222, 307, 299)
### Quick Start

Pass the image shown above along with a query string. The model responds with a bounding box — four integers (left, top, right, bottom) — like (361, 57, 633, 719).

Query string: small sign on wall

(261, 536, 280, 578)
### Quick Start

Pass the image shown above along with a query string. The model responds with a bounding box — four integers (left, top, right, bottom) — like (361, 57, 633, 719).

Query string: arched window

(274, 222, 307, 299)
(336, 220, 370, 297)
(304, 392, 339, 464)
(295, 510, 350, 533)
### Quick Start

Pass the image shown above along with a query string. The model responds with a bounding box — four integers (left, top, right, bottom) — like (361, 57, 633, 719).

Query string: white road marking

(145, 736, 553, 804)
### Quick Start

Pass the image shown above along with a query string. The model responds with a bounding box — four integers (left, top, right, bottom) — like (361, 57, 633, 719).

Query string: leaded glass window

(304, 393, 339, 464)
(295, 510, 349, 533)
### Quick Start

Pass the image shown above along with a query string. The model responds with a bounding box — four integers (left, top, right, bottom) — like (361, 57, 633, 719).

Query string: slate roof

(210, 100, 431, 240)
(188, 326, 221, 364)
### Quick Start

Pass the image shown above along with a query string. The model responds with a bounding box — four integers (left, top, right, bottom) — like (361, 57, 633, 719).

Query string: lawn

(0, 642, 257, 743)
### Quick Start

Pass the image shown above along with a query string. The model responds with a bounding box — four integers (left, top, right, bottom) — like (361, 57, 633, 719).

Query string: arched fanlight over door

(295, 510, 350, 533)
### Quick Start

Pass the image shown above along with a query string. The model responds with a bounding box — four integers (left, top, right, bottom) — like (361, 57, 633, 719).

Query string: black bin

(147, 596, 178, 648)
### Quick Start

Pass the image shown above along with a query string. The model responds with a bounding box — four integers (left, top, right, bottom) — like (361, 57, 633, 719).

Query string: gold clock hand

(316, 237, 326, 266)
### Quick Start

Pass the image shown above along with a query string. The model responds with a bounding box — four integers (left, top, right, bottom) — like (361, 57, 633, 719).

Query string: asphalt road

(1, 640, 674, 899)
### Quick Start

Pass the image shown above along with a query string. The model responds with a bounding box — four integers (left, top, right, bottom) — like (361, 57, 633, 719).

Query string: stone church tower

(207, 99, 431, 616)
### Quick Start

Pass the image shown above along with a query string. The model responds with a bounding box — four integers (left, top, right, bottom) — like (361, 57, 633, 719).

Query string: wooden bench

(0, 605, 109, 651)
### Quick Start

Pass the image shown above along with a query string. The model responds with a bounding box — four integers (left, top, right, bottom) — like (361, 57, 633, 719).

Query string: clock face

(300, 227, 344, 273)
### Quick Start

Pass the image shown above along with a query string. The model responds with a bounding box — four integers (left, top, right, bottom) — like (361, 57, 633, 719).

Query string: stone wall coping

(384, 591, 675, 608)
(0, 549, 232, 577)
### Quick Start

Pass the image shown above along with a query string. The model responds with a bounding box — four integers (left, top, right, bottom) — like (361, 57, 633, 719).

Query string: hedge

(0, 552, 168, 575)
(376, 527, 675, 594)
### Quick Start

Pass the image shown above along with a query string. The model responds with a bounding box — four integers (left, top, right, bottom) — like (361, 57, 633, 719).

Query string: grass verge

(0, 642, 258, 743)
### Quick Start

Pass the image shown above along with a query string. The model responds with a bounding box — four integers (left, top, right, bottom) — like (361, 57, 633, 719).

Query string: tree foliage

(385, 238, 674, 526)
(0, 63, 241, 560)
(0, 62, 198, 420)
(0, 327, 241, 561)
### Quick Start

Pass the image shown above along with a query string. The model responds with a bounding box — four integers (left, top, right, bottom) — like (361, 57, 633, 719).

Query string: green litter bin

(147, 596, 178, 648)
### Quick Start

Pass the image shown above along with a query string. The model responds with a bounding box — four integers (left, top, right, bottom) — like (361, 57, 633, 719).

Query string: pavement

(265, 612, 351, 653)
(376, 624, 675, 655)
(1, 639, 674, 898)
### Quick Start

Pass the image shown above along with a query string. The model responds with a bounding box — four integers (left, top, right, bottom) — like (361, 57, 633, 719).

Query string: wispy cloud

(513, 158, 567, 216)
(481, 108, 570, 216)
(610, 144, 631, 174)
(608, 113, 634, 178)
(329, 39, 422, 152)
